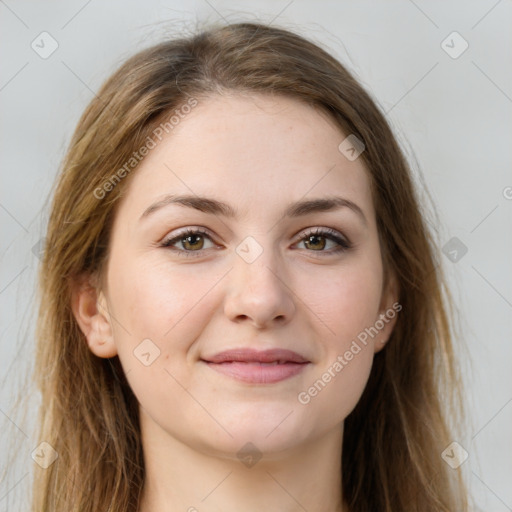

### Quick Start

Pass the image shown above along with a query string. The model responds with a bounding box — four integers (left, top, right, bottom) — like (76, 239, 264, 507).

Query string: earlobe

(70, 274, 118, 358)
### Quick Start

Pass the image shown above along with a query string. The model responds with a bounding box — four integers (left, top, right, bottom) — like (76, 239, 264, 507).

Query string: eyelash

(160, 227, 352, 258)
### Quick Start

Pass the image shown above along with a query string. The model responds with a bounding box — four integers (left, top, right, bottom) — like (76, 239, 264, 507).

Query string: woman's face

(80, 93, 398, 457)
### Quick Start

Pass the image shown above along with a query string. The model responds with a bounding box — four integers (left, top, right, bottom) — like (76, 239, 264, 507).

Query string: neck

(137, 410, 347, 512)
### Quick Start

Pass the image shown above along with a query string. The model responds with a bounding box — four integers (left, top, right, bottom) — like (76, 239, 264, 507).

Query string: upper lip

(202, 348, 310, 364)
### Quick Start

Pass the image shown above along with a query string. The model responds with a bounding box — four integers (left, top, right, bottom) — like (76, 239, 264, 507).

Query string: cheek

(110, 257, 206, 332)
(107, 257, 222, 370)
(304, 257, 383, 348)
(294, 257, 382, 421)
(297, 276, 379, 416)
(105, 259, 221, 423)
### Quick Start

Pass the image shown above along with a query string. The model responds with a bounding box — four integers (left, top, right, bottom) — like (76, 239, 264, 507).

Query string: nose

(223, 245, 296, 329)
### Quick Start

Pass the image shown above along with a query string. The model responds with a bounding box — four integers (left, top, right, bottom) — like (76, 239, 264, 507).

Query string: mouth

(200, 348, 311, 384)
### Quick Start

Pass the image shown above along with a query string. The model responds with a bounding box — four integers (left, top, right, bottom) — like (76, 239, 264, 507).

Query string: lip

(201, 348, 310, 384)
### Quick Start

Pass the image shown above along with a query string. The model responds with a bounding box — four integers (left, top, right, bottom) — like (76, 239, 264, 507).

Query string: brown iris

(181, 234, 204, 251)
(303, 234, 326, 251)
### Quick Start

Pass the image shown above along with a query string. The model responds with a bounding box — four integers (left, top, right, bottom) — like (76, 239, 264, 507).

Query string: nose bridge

(235, 232, 285, 284)
(224, 234, 295, 326)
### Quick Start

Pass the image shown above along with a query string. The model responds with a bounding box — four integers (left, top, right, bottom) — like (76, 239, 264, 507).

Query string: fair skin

(72, 92, 398, 512)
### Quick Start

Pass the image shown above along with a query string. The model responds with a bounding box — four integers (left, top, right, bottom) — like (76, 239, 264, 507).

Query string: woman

(31, 21, 469, 511)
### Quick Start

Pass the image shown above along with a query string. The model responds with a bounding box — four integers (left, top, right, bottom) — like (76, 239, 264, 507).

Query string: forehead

(116, 92, 375, 224)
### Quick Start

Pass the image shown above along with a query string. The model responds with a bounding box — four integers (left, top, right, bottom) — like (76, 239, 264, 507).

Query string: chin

(206, 409, 311, 453)
(198, 429, 308, 464)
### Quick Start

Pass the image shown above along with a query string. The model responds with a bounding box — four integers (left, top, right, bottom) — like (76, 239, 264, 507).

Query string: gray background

(1, 1, 511, 510)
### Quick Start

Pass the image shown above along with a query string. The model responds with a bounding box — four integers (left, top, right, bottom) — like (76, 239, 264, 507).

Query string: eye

(160, 227, 216, 257)
(294, 227, 351, 255)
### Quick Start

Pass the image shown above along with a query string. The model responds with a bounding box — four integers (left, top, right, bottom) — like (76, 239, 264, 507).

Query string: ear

(70, 273, 118, 358)
(374, 268, 400, 354)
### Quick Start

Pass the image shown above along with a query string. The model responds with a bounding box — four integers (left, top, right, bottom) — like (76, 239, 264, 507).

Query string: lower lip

(203, 361, 309, 383)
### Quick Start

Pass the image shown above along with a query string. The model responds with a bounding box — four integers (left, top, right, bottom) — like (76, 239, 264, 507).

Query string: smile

(201, 347, 311, 383)
(202, 360, 309, 384)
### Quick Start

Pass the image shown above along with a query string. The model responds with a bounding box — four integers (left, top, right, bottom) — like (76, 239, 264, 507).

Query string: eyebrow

(139, 194, 367, 226)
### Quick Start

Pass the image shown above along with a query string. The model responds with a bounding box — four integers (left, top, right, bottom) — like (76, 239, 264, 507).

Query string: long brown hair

(29, 21, 469, 511)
